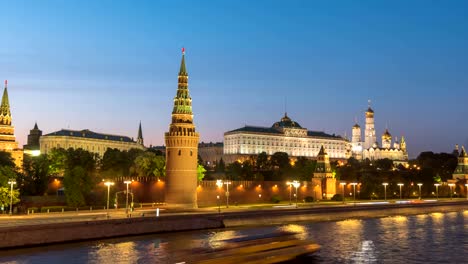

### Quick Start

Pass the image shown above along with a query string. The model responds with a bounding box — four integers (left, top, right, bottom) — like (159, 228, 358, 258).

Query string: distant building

(452, 146, 468, 180)
(351, 102, 408, 164)
(39, 125, 145, 157)
(23, 122, 42, 156)
(224, 113, 350, 162)
(0, 80, 23, 167)
(312, 146, 336, 199)
(198, 142, 224, 168)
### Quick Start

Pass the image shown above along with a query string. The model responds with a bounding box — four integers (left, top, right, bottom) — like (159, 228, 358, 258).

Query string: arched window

(178, 150, 181, 156)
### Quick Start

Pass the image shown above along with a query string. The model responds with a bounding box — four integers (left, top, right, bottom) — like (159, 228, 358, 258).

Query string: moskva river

(1, 210, 466, 263)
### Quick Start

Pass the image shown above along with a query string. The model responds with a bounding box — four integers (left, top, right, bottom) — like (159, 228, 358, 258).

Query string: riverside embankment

(0, 201, 466, 249)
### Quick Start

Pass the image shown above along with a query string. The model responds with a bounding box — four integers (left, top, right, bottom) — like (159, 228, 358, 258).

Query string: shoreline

(0, 201, 466, 250)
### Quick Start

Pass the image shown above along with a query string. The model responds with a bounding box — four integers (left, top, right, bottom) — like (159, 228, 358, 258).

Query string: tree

(133, 151, 166, 179)
(197, 164, 206, 181)
(18, 155, 50, 195)
(63, 166, 93, 207)
(0, 151, 15, 168)
(47, 148, 67, 176)
(0, 187, 20, 210)
(293, 157, 316, 181)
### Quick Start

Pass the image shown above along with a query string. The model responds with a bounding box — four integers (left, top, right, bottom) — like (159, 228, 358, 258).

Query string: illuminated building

(164, 48, 200, 208)
(452, 146, 468, 180)
(224, 113, 351, 161)
(351, 102, 408, 164)
(312, 146, 336, 199)
(23, 122, 42, 156)
(0, 80, 23, 167)
(39, 125, 145, 157)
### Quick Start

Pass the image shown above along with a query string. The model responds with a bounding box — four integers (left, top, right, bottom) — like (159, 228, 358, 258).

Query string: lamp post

(382, 183, 388, 201)
(397, 183, 404, 200)
(286, 181, 293, 205)
(448, 183, 455, 200)
(123, 180, 133, 215)
(7, 179, 16, 215)
(340, 182, 346, 204)
(292, 180, 300, 208)
(350, 183, 357, 204)
(434, 183, 440, 199)
(216, 195, 220, 213)
(104, 181, 114, 218)
(216, 180, 231, 208)
(417, 183, 422, 200)
(465, 184, 468, 201)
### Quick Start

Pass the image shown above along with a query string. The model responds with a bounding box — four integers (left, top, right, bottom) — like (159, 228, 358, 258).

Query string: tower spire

(137, 121, 143, 145)
(0, 80, 11, 125)
(179, 47, 187, 76)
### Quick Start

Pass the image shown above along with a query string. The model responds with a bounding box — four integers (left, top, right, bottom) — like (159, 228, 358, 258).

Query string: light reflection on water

(0, 210, 466, 264)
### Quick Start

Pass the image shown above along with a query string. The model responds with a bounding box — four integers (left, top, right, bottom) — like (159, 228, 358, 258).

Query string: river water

(0, 210, 466, 263)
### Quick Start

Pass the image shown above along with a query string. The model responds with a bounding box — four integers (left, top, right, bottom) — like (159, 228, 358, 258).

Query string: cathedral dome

(353, 123, 360, 129)
(272, 113, 302, 128)
(382, 129, 392, 139)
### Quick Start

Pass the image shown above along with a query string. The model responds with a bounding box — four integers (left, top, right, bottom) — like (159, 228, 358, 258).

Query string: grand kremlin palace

(223, 113, 350, 162)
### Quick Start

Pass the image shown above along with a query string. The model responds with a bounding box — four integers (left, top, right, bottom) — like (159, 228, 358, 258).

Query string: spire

(179, 47, 187, 76)
(34, 122, 38, 130)
(0, 80, 11, 125)
(318, 145, 326, 155)
(172, 49, 193, 115)
(460, 146, 467, 157)
(137, 121, 144, 145)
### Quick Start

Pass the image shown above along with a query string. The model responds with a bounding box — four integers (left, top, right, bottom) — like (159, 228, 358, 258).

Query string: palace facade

(39, 124, 145, 157)
(351, 103, 408, 164)
(224, 113, 351, 161)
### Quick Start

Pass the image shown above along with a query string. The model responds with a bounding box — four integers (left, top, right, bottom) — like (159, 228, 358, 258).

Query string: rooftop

(43, 129, 135, 143)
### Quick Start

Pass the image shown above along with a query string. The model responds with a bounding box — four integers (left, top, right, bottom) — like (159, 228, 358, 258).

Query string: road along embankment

(0, 201, 466, 249)
(222, 201, 468, 227)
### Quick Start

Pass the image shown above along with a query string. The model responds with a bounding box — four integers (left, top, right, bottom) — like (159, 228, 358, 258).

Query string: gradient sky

(1, 0, 468, 158)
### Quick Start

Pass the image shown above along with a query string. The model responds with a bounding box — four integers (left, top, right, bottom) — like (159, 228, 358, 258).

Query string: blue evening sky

(1, 0, 468, 158)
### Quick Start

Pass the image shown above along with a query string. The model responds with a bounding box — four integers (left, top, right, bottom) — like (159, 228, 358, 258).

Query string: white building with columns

(224, 113, 351, 161)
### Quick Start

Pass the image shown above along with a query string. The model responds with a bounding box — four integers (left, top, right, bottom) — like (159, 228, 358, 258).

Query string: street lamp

(465, 184, 468, 201)
(286, 181, 293, 205)
(292, 180, 300, 208)
(434, 183, 440, 199)
(417, 183, 422, 200)
(340, 182, 346, 204)
(397, 183, 404, 200)
(350, 183, 357, 203)
(216, 180, 231, 208)
(448, 183, 455, 200)
(104, 181, 115, 218)
(382, 183, 388, 201)
(123, 180, 133, 215)
(216, 195, 220, 213)
(7, 179, 16, 215)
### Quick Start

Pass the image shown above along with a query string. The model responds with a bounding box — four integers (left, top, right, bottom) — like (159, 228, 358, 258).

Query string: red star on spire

(4, 80, 7, 87)
(182, 47, 185, 54)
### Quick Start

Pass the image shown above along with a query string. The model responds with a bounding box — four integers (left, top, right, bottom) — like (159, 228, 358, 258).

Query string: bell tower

(164, 48, 200, 208)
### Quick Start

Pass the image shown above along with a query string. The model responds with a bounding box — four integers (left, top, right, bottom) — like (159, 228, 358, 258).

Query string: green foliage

(0, 187, 20, 207)
(197, 164, 206, 181)
(47, 148, 67, 176)
(133, 152, 165, 178)
(304, 196, 315, 203)
(215, 158, 225, 173)
(270, 195, 282, 204)
(293, 157, 316, 181)
(0, 165, 17, 186)
(63, 166, 93, 207)
(19, 155, 50, 195)
(0, 151, 15, 168)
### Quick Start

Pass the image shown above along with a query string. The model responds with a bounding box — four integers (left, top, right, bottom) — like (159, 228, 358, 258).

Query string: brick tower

(164, 49, 200, 208)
